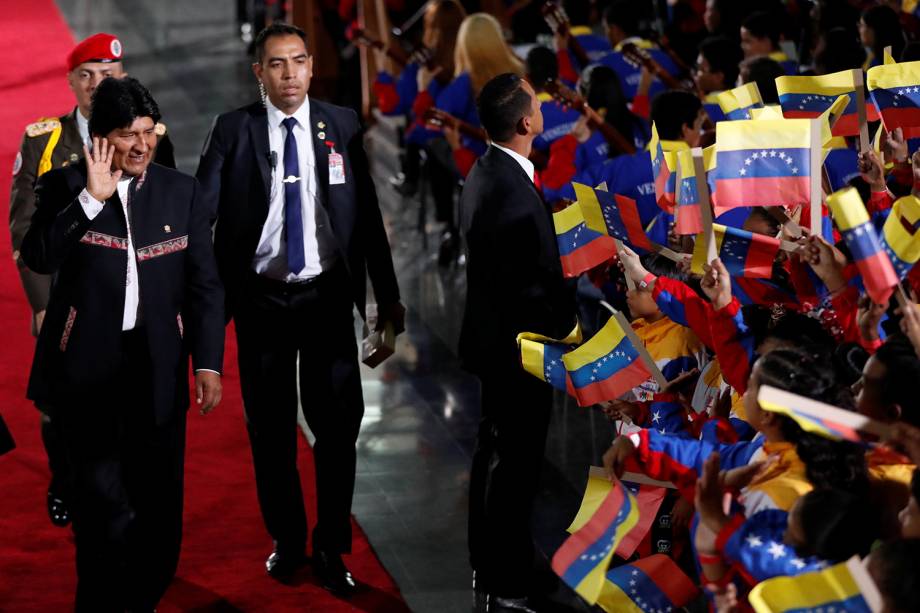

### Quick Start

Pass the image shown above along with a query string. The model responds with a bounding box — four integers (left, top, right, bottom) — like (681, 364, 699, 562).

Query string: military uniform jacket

(20, 162, 224, 423)
(9, 108, 175, 314)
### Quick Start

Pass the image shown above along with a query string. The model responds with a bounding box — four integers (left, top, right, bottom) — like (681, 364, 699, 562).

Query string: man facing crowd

(21, 77, 224, 612)
(8, 32, 175, 529)
(197, 23, 404, 597)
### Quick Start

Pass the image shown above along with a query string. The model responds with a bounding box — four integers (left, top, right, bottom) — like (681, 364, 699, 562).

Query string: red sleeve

(829, 284, 861, 345)
(557, 48, 579, 86)
(452, 147, 478, 178)
(651, 276, 716, 350)
(867, 190, 895, 215)
(411, 90, 435, 121)
(373, 79, 400, 115)
(630, 94, 650, 120)
(540, 134, 579, 190)
(709, 299, 756, 394)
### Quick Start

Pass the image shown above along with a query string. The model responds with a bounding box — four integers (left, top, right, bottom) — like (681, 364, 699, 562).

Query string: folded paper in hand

(362, 303, 396, 368)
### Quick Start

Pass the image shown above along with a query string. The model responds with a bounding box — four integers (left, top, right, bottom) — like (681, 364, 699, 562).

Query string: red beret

(67, 33, 124, 72)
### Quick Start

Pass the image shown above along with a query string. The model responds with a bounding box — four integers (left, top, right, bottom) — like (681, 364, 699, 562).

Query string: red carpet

(0, 2, 409, 611)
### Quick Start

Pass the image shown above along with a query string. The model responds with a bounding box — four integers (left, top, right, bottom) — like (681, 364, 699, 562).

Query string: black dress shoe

(313, 550, 356, 597)
(265, 549, 307, 579)
(47, 490, 71, 527)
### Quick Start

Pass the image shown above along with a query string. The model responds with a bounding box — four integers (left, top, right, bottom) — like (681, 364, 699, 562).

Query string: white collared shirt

(492, 143, 535, 183)
(79, 177, 139, 330)
(254, 97, 336, 281)
(76, 109, 90, 147)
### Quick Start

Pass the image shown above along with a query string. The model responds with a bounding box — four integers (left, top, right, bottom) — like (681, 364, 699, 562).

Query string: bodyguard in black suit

(196, 24, 404, 595)
(21, 77, 224, 612)
(459, 74, 575, 610)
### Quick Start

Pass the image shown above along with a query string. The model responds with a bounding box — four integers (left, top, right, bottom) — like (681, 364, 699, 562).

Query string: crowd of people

(10, 0, 920, 611)
(367, 0, 920, 612)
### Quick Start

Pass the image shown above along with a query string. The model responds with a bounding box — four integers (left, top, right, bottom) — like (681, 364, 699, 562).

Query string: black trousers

(61, 328, 186, 612)
(235, 266, 364, 555)
(468, 365, 553, 597)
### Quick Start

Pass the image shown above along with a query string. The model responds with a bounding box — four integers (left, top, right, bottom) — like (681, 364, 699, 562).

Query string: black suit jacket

(459, 146, 575, 376)
(195, 99, 399, 319)
(21, 162, 225, 423)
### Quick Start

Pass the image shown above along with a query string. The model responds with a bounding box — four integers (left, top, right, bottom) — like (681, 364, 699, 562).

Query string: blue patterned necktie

(281, 116, 305, 274)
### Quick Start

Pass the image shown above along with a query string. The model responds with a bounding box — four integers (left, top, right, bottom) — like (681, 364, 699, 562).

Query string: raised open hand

(83, 137, 122, 202)
(701, 258, 732, 310)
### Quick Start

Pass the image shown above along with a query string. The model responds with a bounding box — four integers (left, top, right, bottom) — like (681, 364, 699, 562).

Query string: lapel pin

(164, 225, 171, 233)
(70, 153, 79, 162)
(318, 131, 326, 139)
(317, 121, 326, 129)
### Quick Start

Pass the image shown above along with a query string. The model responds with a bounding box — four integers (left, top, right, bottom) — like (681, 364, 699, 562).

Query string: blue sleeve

(394, 63, 421, 116)
(724, 510, 825, 582)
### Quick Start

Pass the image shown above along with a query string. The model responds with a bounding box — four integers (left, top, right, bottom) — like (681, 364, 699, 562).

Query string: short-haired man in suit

(21, 77, 224, 612)
(9, 31, 176, 530)
(459, 73, 575, 611)
(196, 24, 404, 596)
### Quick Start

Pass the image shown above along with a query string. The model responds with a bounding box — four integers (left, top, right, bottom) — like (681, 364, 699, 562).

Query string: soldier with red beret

(8, 32, 175, 530)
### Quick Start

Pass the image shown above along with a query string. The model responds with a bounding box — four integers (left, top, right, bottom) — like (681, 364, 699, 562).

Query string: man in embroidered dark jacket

(21, 77, 224, 612)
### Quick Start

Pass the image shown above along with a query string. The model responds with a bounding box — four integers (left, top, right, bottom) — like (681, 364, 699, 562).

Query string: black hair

(740, 56, 784, 104)
(477, 73, 533, 143)
(795, 489, 880, 562)
(603, 0, 641, 37)
(912, 469, 920, 506)
(873, 335, 920, 428)
(814, 27, 867, 74)
(88, 76, 161, 137)
(578, 64, 640, 147)
(254, 23, 308, 64)
(862, 4, 905, 62)
(650, 90, 702, 141)
(747, 206, 781, 236)
(525, 46, 558, 89)
(870, 539, 920, 613)
(640, 253, 685, 282)
(756, 310, 837, 356)
(901, 41, 920, 63)
(742, 11, 781, 48)
(832, 342, 870, 388)
(562, 0, 591, 27)
(698, 36, 743, 90)
(706, 0, 744, 39)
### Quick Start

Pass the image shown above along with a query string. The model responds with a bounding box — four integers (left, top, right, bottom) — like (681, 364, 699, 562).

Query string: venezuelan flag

(703, 92, 727, 123)
(767, 50, 799, 76)
(551, 479, 640, 604)
(674, 149, 704, 235)
(573, 183, 652, 251)
(732, 276, 799, 309)
(776, 70, 880, 136)
(749, 558, 878, 613)
(648, 123, 687, 213)
(827, 187, 899, 304)
(711, 118, 812, 214)
(717, 82, 764, 121)
(907, 0, 920, 19)
(596, 554, 700, 613)
(867, 60, 920, 138)
(691, 224, 780, 278)
(758, 384, 872, 443)
(750, 105, 785, 120)
(519, 338, 575, 394)
(880, 194, 920, 279)
(562, 316, 651, 407)
(553, 202, 617, 278)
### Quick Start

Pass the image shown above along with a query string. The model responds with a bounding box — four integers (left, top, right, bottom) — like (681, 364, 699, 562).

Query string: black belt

(247, 263, 342, 296)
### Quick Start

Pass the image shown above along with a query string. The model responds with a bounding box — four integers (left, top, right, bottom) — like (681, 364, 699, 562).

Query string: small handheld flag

(596, 554, 700, 613)
(711, 118, 813, 214)
(551, 478, 641, 604)
(649, 123, 687, 213)
(749, 556, 883, 613)
(717, 82, 764, 121)
(880, 194, 920, 279)
(553, 202, 617, 278)
(775, 69, 878, 138)
(690, 224, 781, 278)
(826, 187, 899, 304)
(518, 327, 583, 393)
(867, 60, 920, 138)
(757, 384, 891, 443)
(573, 183, 652, 251)
(674, 148, 704, 235)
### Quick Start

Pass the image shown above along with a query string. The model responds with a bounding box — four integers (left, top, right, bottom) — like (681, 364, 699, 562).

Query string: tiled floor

(54, 3, 616, 610)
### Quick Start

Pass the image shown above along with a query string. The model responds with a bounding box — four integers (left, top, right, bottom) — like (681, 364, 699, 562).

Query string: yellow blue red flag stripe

(596, 554, 700, 613)
(691, 224, 780, 278)
(551, 480, 640, 604)
(776, 70, 880, 136)
(717, 82, 764, 120)
(749, 558, 877, 613)
(573, 183, 652, 251)
(880, 194, 920, 279)
(674, 148, 704, 235)
(867, 60, 920, 138)
(553, 202, 617, 278)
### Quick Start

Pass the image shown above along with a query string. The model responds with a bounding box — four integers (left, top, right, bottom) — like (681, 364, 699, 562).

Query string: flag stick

(846, 556, 884, 613)
(809, 119, 824, 234)
(852, 69, 870, 153)
(757, 384, 893, 440)
(692, 147, 717, 265)
(615, 239, 637, 290)
(599, 301, 669, 390)
(883, 45, 894, 65)
(649, 243, 687, 262)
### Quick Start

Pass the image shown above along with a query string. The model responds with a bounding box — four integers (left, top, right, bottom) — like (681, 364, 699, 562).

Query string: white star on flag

(767, 541, 787, 559)
(790, 557, 806, 570)
(651, 411, 661, 423)
(745, 535, 763, 547)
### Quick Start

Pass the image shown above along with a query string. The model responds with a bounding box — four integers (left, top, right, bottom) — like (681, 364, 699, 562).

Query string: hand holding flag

(749, 556, 883, 613)
(700, 258, 734, 310)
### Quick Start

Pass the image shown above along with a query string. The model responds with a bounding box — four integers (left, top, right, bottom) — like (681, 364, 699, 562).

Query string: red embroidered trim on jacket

(136, 235, 188, 262)
(79, 231, 129, 250)
(60, 307, 76, 351)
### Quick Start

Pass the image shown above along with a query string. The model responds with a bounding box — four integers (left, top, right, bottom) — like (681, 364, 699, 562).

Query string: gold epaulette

(25, 118, 62, 138)
(155, 122, 167, 136)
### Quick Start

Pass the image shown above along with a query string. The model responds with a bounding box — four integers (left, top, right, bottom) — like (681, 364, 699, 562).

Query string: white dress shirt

(492, 143, 535, 183)
(254, 97, 336, 281)
(79, 177, 139, 330)
(76, 109, 90, 147)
